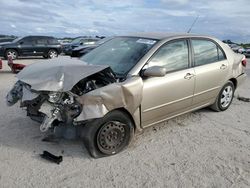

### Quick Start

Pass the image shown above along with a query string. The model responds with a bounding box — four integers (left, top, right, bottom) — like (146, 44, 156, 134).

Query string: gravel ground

(0, 57, 250, 188)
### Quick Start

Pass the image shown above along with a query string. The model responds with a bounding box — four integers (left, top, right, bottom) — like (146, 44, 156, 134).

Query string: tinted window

(36, 38, 47, 45)
(192, 39, 225, 66)
(149, 40, 189, 72)
(21, 37, 35, 45)
(48, 38, 58, 44)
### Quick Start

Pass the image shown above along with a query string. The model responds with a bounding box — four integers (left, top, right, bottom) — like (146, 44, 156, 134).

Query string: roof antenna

(187, 15, 199, 33)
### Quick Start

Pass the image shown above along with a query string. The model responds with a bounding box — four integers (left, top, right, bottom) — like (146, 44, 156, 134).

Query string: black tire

(47, 49, 58, 58)
(210, 81, 235, 112)
(81, 110, 134, 158)
(5, 49, 18, 60)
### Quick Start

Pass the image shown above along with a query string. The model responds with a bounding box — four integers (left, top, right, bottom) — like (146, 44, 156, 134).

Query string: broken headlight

(48, 92, 63, 103)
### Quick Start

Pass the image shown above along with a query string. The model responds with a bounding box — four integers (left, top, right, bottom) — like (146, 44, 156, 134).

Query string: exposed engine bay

(7, 67, 117, 133)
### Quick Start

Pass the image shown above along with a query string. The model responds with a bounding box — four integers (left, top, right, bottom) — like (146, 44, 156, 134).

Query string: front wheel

(5, 49, 18, 60)
(82, 110, 134, 158)
(47, 49, 58, 58)
(210, 81, 235, 111)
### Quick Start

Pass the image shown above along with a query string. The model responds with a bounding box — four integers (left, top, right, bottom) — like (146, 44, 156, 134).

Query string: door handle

(184, 73, 195, 80)
(220, 64, 227, 70)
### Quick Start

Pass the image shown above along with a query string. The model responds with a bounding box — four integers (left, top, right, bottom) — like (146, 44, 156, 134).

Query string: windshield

(71, 37, 84, 44)
(12, 37, 23, 43)
(80, 37, 158, 76)
(95, 37, 113, 45)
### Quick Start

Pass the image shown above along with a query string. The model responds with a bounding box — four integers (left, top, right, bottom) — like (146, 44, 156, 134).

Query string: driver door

(141, 39, 195, 127)
(18, 37, 36, 56)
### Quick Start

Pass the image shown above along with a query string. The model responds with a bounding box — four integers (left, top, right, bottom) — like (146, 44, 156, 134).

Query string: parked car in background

(62, 37, 99, 55)
(7, 33, 247, 158)
(228, 43, 246, 54)
(71, 37, 113, 57)
(0, 36, 62, 59)
(244, 48, 250, 57)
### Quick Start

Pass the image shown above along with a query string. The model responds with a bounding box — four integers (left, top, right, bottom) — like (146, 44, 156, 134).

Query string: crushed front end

(7, 81, 83, 132)
(6, 66, 117, 134)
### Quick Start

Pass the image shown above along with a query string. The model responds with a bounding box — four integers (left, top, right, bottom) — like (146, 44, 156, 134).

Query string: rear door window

(36, 38, 48, 45)
(48, 38, 58, 44)
(192, 39, 226, 66)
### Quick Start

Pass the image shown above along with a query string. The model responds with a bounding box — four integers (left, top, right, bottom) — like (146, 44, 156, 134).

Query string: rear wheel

(47, 49, 58, 58)
(82, 110, 134, 158)
(210, 81, 235, 111)
(5, 49, 18, 60)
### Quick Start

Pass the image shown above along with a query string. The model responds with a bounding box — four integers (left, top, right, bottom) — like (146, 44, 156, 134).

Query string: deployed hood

(17, 57, 108, 91)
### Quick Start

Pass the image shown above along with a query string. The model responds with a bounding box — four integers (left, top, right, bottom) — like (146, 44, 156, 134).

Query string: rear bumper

(236, 73, 247, 87)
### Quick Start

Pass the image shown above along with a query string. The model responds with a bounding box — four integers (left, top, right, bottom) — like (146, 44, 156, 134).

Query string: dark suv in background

(0, 36, 62, 59)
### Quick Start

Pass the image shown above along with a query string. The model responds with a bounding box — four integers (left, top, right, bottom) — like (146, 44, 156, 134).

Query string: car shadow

(0, 114, 92, 161)
(15, 57, 45, 60)
(0, 70, 14, 74)
(0, 97, 217, 162)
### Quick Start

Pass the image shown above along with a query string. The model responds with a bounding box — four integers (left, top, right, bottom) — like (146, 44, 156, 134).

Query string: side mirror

(143, 66, 166, 77)
(19, 41, 24, 45)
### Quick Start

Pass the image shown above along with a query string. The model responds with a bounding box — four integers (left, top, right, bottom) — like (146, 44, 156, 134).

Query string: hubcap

(49, 51, 57, 58)
(97, 121, 126, 154)
(7, 51, 17, 59)
(220, 86, 233, 108)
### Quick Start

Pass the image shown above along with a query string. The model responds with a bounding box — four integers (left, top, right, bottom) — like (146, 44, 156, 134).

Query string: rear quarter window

(192, 39, 226, 66)
(48, 38, 59, 44)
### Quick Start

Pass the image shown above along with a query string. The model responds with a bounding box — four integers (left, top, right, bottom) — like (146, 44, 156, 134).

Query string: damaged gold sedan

(6, 33, 247, 158)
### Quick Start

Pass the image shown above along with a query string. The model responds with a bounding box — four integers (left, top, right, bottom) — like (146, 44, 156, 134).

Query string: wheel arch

(48, 48, 59, 54)
(109, 107, 137, 132)
(5, 48, 20, 55)
(229, 78, 237, 89)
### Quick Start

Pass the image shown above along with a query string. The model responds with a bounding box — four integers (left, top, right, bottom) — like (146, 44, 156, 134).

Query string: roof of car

(124, 32, 213, 40)
(26, 35, 55, 38)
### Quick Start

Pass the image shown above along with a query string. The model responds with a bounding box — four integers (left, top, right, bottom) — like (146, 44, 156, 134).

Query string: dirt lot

(0, 57, 250, 188)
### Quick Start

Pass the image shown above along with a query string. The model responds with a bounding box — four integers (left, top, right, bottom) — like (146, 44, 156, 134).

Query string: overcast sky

(0, 0, 249, 42)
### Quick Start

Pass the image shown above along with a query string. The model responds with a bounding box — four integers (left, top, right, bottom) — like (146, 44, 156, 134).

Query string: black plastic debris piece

(237, 96, 250, 102)
(40, 151, 63, 164)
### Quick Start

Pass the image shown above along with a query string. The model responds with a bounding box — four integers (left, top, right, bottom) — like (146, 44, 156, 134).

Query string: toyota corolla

(6, 33, 247, 158)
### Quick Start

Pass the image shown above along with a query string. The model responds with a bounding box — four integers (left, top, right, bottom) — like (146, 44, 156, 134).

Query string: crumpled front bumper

(6, 75, 144, 133)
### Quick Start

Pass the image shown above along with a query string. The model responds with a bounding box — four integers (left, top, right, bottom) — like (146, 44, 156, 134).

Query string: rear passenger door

(34, 38, 48, 55)
(191, 39, 228, 106)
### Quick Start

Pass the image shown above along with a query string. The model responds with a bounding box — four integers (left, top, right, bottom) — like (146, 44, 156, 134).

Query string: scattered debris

(7, 56, 26, 73)
(152, 127, 157, 132)
(40, 151, 63, 164)
(237, 96, 250, 102)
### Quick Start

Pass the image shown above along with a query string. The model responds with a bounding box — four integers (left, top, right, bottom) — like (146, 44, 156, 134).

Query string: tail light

(242, 56, 247, 67)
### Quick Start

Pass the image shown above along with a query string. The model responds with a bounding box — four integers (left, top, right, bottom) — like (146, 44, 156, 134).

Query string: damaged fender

(75, 76, 143, 130)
